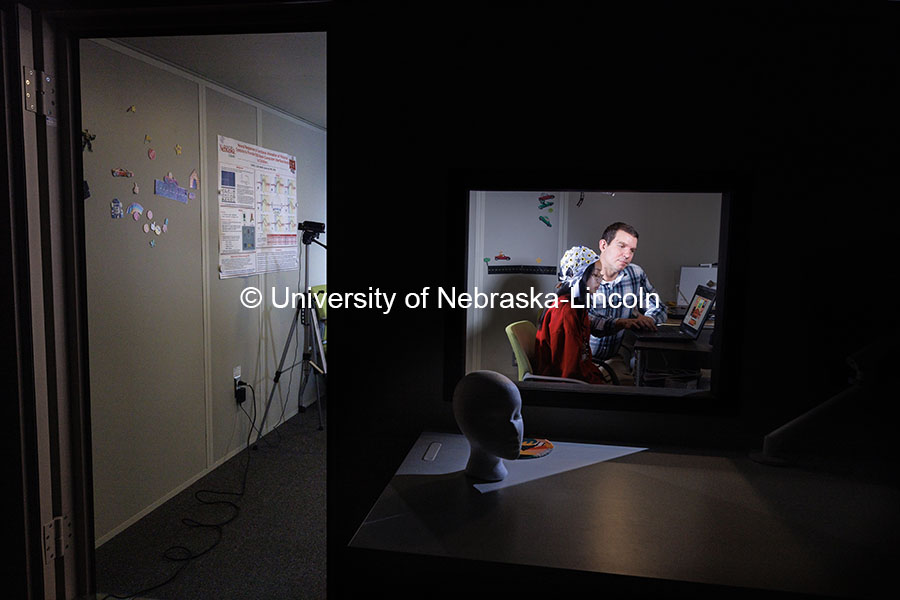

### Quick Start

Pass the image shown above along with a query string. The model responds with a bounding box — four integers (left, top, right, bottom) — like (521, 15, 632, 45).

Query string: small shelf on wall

(487, 265, 557, 275)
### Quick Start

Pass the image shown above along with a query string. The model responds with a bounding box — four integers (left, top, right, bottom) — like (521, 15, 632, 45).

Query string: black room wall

(325, 2, 900, 569)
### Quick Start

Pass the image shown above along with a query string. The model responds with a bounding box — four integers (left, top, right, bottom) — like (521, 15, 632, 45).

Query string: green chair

(310, 284, 327, 355)
(505, 320, 618, 385)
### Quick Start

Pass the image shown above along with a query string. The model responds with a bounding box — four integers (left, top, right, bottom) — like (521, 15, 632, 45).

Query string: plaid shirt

(588, 263, 667, 360)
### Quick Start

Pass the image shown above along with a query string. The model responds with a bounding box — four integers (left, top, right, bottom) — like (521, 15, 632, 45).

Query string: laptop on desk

(634, 284, 715, 342)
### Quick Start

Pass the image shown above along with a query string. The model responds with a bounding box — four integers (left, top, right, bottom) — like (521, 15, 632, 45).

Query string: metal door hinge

(23, 66, 56, 117)
(42, 514, 72, 564)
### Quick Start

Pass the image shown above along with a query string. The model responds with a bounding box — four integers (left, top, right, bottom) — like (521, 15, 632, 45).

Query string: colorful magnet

(143, 223, 150, 233)
(111, 168, 133, 178)
(164, 172, 177, 185)
(148, 148, 156, 160)
(155, 178, 189, 204)
(484, 257, 491, 265)
(146, 209, 153, 220)
(132, 182, 139, 194)
(154, 224, 161, 235)
(536, 258, 542, 264)
(174, 144, 182, 155)
(188, 192, 195, 201)
(538, 194, 555, 201)
(494, 252, 511, 261)
(110, 198, 123, 219)
(538, 200, 554, 209)
(189, 169, 199, 189)
(126, 105, 136, 113)
(149, 239, 156, 247)
(539, 216, 552, 227)
(144, 134, 152, 144)
(133, 212, 141, 221)
(125, 202, 144, 217)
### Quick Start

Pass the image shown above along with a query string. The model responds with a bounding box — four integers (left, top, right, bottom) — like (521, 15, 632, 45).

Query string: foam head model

(452, 370, 524, 481)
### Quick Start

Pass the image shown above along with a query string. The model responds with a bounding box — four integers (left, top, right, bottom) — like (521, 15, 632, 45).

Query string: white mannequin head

(452, 370, 524, 481)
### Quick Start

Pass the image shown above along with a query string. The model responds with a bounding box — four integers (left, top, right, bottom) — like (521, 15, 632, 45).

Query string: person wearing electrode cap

(587, 222, 667, 383)
(533, 246, 611, 384)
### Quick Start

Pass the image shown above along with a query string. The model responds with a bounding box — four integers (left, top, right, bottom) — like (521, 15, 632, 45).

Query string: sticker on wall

(148, 148, 156, 160)
(494, 251, 511, 261)
(539, 216, 552, 227)
(125, 202, 144, 218)
(81, 129, 95, 152)
(164, 172, 177, 185)
(149, 239, 156, 248)
(132, 182, 139, 194)
(143, 222, 150, 234)
(110, 198, 123, 219)
(111, 168, 133, 178)
(146, 209, 153, 220)
(144, 134, 152, 144)
(189, 169, 199, 189)
(174, 144, 183, 155)
(154, 178, 189, 204)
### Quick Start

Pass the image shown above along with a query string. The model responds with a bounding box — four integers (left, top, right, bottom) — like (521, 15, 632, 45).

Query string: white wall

(466, 190, 720, 376)
(81, 39, 326, 544)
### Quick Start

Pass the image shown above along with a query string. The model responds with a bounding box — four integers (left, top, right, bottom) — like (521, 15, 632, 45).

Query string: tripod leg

(314, 369, 324, 430)
(256, 302, 301, 447)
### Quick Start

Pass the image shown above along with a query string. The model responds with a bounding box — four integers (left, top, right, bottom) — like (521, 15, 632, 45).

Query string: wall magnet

(132, 182, 139, 194)
(148, 148, 156, 160)
(149, 239, 156, 247)
(146, 209, 153, 220)
(189, 169, 199, 189)
(81, 129, 96, 152)
(111, 168, 134, 178)
(144, 134, 152, 144)
(174, 144, 183, 155)
(539, 216, 552, 227)
(494, 252, 511, 261)
(125, 202, 144, 217)
(143, 223, 150, 233)
(110, 198, 123, 219)
(126, 105, 136, 113)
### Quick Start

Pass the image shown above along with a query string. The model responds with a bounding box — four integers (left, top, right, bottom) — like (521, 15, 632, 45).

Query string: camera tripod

(256, 224, 327, 446)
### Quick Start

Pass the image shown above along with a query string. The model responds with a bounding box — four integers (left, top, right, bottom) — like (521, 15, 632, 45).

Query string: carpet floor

(94, 409, 326, 599)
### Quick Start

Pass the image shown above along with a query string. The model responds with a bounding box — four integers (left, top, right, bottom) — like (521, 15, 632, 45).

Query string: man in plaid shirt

(587, 223, 667, 377)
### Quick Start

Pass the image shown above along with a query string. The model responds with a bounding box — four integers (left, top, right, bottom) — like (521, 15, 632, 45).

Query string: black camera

(299, 220, 325, 234)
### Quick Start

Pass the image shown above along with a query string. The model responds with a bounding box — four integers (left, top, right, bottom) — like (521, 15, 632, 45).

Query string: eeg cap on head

(558, 245, 601, 299)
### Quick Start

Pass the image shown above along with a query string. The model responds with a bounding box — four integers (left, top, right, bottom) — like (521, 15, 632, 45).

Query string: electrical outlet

(233, 366, 245, 404)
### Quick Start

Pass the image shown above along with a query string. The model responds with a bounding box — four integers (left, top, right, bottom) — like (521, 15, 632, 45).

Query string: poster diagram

(217, 135, 298, 278)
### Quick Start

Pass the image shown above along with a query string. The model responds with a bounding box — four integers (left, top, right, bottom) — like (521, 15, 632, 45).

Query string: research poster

(217, 135, 298, 278)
